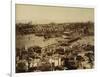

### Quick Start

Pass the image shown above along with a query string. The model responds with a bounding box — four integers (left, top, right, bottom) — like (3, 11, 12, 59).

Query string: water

(16, 34, 59, 48)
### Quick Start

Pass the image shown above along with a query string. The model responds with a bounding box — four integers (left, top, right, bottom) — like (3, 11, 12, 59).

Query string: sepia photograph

(15, 4, 94, 73)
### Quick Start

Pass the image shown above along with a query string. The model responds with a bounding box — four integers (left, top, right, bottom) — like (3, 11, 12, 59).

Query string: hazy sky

(16, 4, 94, 24)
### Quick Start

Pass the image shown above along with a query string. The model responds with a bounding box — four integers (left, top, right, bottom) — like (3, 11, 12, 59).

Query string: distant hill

(16, 22, 94, 36)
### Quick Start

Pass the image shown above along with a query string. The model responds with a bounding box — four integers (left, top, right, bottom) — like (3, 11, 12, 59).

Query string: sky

(16, 4, 94, 24)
